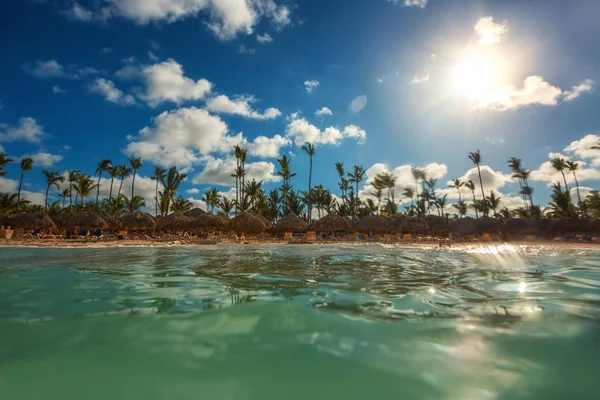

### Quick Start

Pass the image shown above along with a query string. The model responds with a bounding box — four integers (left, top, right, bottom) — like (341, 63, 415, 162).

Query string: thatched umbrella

(228, 212, 267, 234)
(474, 216, 503, 234)
(216, 212, 230, 221)
(8, 212, 56, 230)
(69, 213, 108, 230)
(185, 208, 206, 218)
(50, 211, 74, 229)
(449, 218, 477, 235)
(311, 214, 352, 233)
(191, 213, 226, 231)
(389, 215, 408, 232)
(550, 218, 591, 234)
(503, 218, 530, 234)
(353, 215, 389, 233)
(426, 215, 448, 235)
(275, 213, 308, 232)
(102, 214, 122, 231)
(158, 212, 192, 231)
(121, 211, 157, 231)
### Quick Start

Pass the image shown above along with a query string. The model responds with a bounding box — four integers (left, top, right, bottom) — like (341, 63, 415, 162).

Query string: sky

(1, 0, 600, 213)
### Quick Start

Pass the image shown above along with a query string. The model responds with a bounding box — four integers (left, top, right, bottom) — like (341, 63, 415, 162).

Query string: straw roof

(450, 218, 477, 234)
(158, 212, 192, 231)
(474, 216, 503, 234)
(191, 213, 226, 230)
(550, 218, 591, 234)
(185, 208, 206, 218)
(69, 213, 108, 229)
(102, 214, 122, 230)
(216, 212, 230, 221)
(311, 214, 352, 233)
(7, 212, 56, 230)
(50, 211, 74, 229)
(426, 215, 448, 234)
(503, 218, 530, 233)
(120, 211, 157, 230)
(228, 212, 268, 234)
(275, 213, 308, 232)
(254, 213, 273, 229)
(353, 215, 389, 233)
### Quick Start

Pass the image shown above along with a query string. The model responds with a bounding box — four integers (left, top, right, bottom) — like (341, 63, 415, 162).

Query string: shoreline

(1, 239, 599, 250)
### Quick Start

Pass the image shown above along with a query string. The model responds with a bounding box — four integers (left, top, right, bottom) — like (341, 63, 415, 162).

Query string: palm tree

(73, 173, 97, 208)
(464, 179, 479, 219)
(487, 191, 501, 217)
(453, 200, 467, 218)
(0, 193, 21, 213)
(403, 187, 415, 208)
(42, 170, 65, 212)
(95, 159, 112, 205)
(335, 162, 345, 205)
(425, 178, 440, 215)
(128, 157, 143, 211)
(551, 157, 569, 191)
(0, 152, 13, 177)
(301, 142, 316, 221)
(371, 178, 385, 215)
(67, 169, 79, 208)
(107, 166, 120, 200)
(468, 150, 486, 200)
(159, 166, 187, 215)
(508, 157, 527, 208)
(220, 197, 235, 216)
(233, 145, 245, 214)
(411, 167, 422, 198)
(117, 164, 132, 199)
(124, 195, 146, 212)
(436, 194, 448, 218)
(16, 157, 34, 211)
(151, 166, 167, 217)
(168, 196, 192, 213)
(348, 165, 366, 218)
(449, 178, 464, 202)
(566, 161, 582, 204)
(277, 155, 296, 214)
(548, 182, 574, 218)
(58, 188, 70, 208)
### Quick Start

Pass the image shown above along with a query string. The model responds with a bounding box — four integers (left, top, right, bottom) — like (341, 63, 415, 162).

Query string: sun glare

(453, 52, 500, 97)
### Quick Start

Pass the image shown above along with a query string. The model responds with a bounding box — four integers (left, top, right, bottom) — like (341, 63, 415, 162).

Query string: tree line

(1, 141, 599, 220)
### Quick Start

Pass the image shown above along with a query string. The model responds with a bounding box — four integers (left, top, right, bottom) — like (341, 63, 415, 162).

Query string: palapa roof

(502, 218, 530, 233)
(474, 216, 502, 233)
(549, 218, 591, 233)
(216, 212, 230, 221)
(69, 213, 108, 229)
(449, 218, 477, 234)
(353, 215, 389, 233)
(227, 212, 268, 234)
(190, 213, 226, 230)
(7, 212, 56, 230)
(50, 211, 74, 229)
(185, 208, 206, 218)
(158, 212, 192, 230)
(101, 214, 122, 230)
(120, 211, 157, 230)
(275, 213, 308, 232)
(311, 214, 352, 233)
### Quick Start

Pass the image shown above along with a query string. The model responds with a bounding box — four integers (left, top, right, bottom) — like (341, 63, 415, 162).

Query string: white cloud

(23, 60, 98, 80)
(376, 78, 384, 84)
(285, 117, 367, 146)
(256, 33, 273, 44)
(411, 73, 429, 85)
(99, 47, 113, 55)
(563, 79, 594, 101)
(304, 80, 319, 93)
(238, 44, 257, 55)
(140, 59, 212, 107)
(474, 16, 507, 47)
(349, 95, 367, 113)
(564, 134, 600, 163)
(205, 95, 281, 120)
(439, 165, 512, 201)
(52, 85, 66, 94)
(115, 64, 141, 80)
(22, 152, 63, 167)
(69, 0, 292, 41)
(126, 107, 243, 167)
(402, 0, 428, 8)
(529, 141, 600, 185)
(476, 76, 562, 111)
(0, 117, 45, 144)
(315, 107, 333, 117)
(89, 78, 136, 106)
(0, 177, 47, 206)
(186, 188, 200, 194)
(247, 134, 290, 158)
(192, 155, 280, 186)
(148, 51, 159, 61)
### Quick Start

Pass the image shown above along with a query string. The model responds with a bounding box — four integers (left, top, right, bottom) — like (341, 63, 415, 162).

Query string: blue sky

(1, 0, 599, 212)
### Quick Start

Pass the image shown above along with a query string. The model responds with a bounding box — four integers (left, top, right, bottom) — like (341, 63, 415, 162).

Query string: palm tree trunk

(524, 178, 533, 207)
(308, 157, 312, 221)
(131, 171, 137, 212)
(472, 190, 479, 219)
(62, 196, 66, 208)
(118, 179, 124, 199)
(69, 182, 73, 208)
(45, 184, 50, 212)
(477, 164, 485, 199)
(109, 177, 115, 200)
(572, 172, 581, 204)
(16, 171, 24, 212)
(155, 181, 159, 216)
(561, 171, 569, 191)
(457, 188, 461, 203)
(96, 173, 102, 205)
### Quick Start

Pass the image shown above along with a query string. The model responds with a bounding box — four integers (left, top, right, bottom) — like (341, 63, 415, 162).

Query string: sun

(453, 51, 500, 97)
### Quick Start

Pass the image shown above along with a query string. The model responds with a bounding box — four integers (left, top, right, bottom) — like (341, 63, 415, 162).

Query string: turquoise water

(1, 244, 599, 399)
